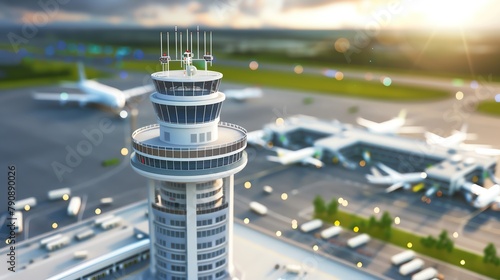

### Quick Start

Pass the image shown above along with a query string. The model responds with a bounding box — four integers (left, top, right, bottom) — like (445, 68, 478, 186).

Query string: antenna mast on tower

(158, 26, 215, 75)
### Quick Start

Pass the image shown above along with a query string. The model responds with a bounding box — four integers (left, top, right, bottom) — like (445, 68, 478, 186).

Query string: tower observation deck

(130, 27, 247, 280)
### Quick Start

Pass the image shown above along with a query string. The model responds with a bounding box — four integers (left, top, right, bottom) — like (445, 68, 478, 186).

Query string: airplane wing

(302, 157, 324, 168)
(424, 131, 444, 144)
(356, 117, 380, 128)
(33, 92, 97, 105)
(122, 84, 155, 100)
(385, 181, 405, 193)
(376, 163, 400, 177)
(475, 147, 500, 156)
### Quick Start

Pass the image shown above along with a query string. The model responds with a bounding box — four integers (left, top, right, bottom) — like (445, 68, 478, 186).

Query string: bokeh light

(334, 38, 350, 53)
(455, 91, 464, 100)
(275, 117, 284, 126)
(294, 65, 304, 74)
(382, 77, 392, 86)
(244, 181, 251, 189)
(52, 222, 58, 229)
(281, 193, 288, 200)
(249, 61, 259, 70)
(95, 208, 102, 215)
(335, 71, 344, 81)
(243, 218, 249, 224)
(121, 148, 129, 156)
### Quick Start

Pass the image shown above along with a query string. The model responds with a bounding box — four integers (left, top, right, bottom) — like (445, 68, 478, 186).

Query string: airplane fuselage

(473, 184, 500, 208)
(79, 80, 126, 109)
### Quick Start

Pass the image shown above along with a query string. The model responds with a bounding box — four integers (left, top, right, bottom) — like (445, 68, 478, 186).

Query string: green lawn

(477, 101, 500, 117)
(0, 59, 107, 90)
(120, 60, 450, 101)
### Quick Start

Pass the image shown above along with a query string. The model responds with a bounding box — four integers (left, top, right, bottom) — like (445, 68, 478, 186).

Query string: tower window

(207, 132, 212, 141)
(164, 132, 170, 142)
(191, 134, 197, 143)
(199, 133, 205, 142)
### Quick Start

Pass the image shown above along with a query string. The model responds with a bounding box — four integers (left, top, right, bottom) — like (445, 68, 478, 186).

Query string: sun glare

(414, 0, 490, 29)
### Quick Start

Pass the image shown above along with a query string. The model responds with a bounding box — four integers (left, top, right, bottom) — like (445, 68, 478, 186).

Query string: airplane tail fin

(398, 109, 407, 120)
(77, 61, 86, 82)
(460, 123, 468, 134)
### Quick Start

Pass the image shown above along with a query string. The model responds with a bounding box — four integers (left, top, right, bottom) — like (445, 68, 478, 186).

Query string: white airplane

(366, 163, 427, 193)
(224, 87, 262, 101)
(247, 130, 268, 147)
(33, 62, 154, 116)
(356, 109, 424, 134)
(266, 147, 323, 168)
(425, 124, 471, 147)
(425, 125, 500, 156)
(462, 182, 500, 208)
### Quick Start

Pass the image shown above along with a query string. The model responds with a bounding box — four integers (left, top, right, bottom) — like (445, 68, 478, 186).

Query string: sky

(0, 0, 499, 30)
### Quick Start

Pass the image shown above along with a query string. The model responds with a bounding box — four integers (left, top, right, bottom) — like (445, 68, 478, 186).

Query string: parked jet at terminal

(33, 62, 154, 116)
(462, 182, 500, 208)
(246, 130, 268, 147)
(357, 109, 424, 134)
(425, 125, 500, 156)
(224, 87, 262, 101)
(266, 147, 323, 168)
(366, 163, 427, 193)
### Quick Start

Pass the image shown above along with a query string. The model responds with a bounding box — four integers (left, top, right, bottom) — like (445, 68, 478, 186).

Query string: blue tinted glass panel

(177, 106, 186, 124)
(186, 106, 196, 123)
(167, 105, 177, 123)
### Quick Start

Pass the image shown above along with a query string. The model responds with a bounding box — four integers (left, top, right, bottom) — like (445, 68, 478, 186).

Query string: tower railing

(132, 123, 247, 159)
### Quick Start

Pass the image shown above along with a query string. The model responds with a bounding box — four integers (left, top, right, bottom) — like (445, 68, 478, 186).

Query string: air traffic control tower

(130, 28, 247, 279)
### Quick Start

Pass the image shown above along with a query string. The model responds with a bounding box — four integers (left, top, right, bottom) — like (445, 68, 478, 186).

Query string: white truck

(13, 197, 36, 211)
(285, 264, 302, 274)
(320, 226, 342, 239)
(347, 233, 370, 248)
(391, 250, 416, 266)
(67, 196, 82, 216)
(46, 236, 70, 251)
(399, 258, 424, 276)
(300, 219, 323, 233)
(48, 188, 71, 200)
(249, 201, 268, 215)
(13, 211, 23, 233)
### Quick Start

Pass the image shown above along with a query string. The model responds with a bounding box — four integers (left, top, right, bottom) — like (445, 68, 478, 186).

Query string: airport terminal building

(261, 115, 497, 197)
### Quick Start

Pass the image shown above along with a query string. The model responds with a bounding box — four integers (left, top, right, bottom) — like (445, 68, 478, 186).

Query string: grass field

(477, 101, 500, 116)
(316, 209, 500, 278)
(0, 59, 106, 90)
(120, 60, 450, 101)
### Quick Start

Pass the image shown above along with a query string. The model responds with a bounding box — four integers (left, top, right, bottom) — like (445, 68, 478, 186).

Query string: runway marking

(0, 214, 6, 228)
(298, 206, 314, 220)
(78, 194, 88, 222)
(234, 165, 290, 185)
(234, 194, 292, 224)
(71, 155, 130, 192)
(393, 201, 408, 208)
